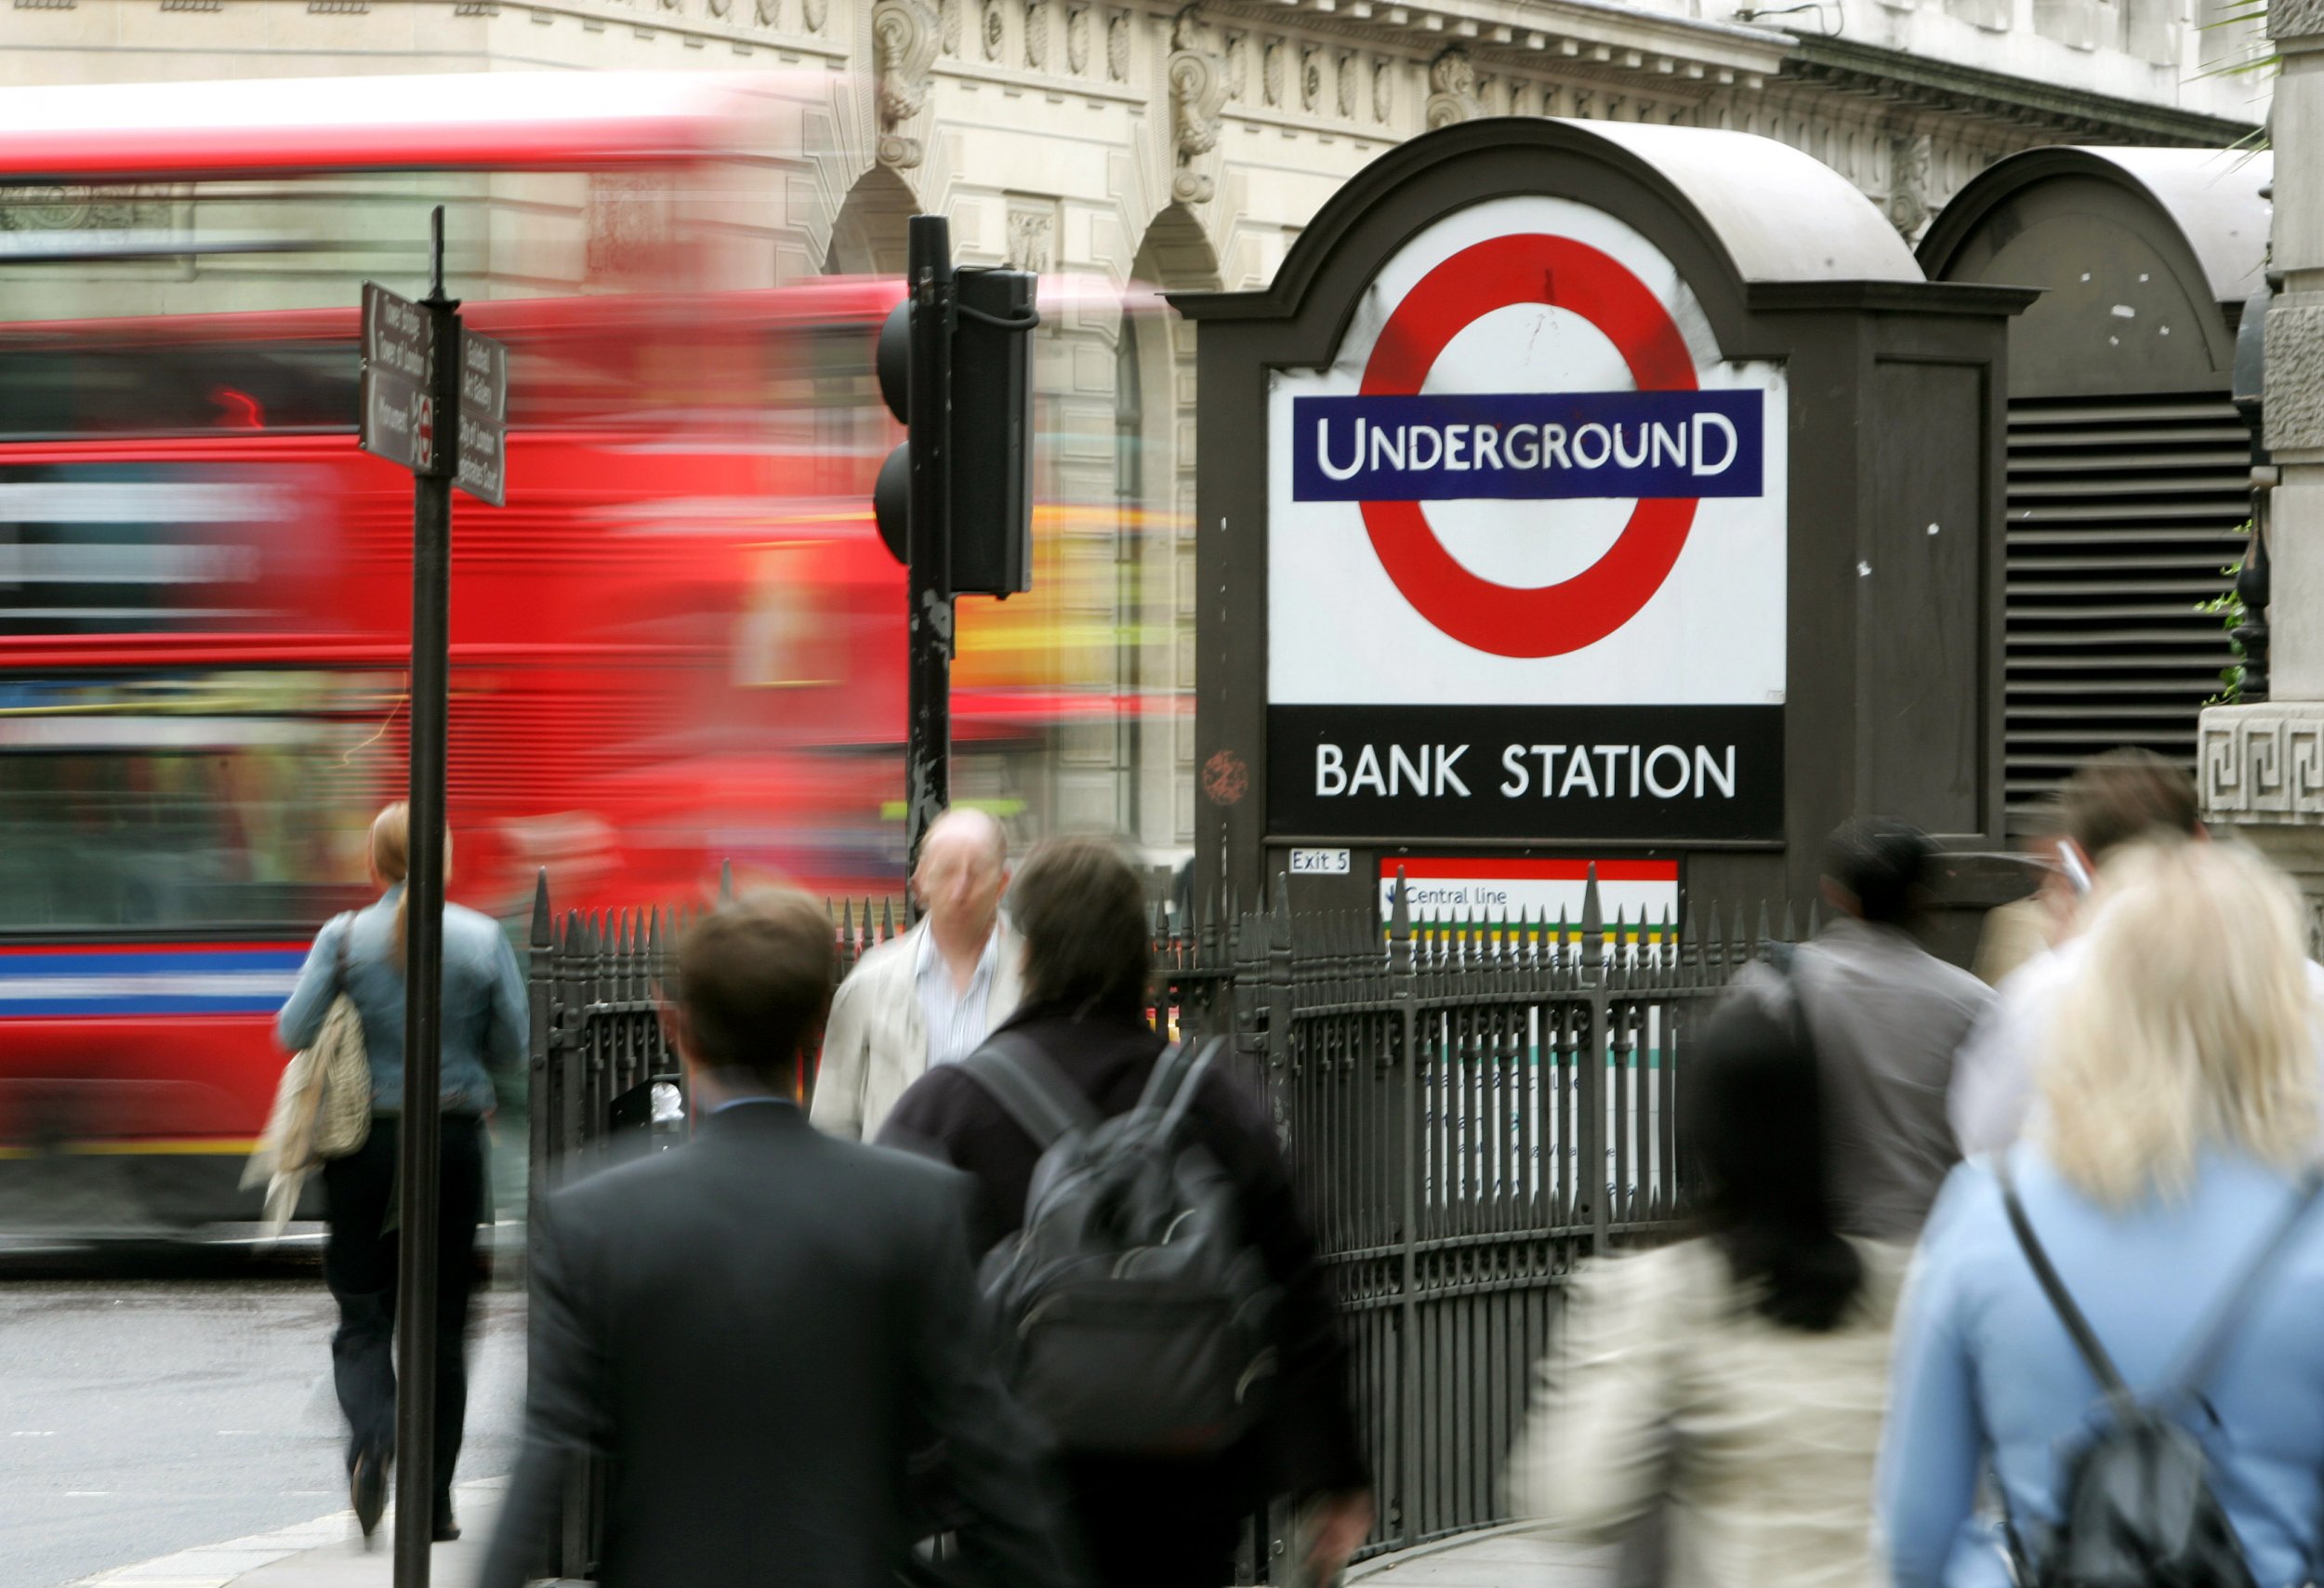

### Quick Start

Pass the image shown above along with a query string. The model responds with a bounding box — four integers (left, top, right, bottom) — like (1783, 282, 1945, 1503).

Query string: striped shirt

(915, 925, 1003, 1071)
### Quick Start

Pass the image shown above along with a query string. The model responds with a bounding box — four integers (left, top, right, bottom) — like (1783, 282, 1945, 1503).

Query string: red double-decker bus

(0, 72, 1182, 1228)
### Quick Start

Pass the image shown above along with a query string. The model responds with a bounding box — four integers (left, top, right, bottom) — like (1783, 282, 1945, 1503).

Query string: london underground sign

(1267, 194, 1786, 841)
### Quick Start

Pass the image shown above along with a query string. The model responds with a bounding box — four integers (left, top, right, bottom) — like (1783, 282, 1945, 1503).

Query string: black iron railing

(525, 867, 1789, 1579)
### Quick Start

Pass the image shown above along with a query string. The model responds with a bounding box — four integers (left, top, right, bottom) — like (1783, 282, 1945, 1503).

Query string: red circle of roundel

(1359, 233, 1699, 659)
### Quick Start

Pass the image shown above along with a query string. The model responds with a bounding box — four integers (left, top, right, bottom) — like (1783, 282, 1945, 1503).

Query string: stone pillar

(2201, 0, 2324, 945)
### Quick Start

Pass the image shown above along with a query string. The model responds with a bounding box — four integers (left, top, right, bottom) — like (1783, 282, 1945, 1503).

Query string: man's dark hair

(1824, 815, 1935, 927)
(2060, 748, 2200, 861)
(671, 891, 836, 1091)
(1011, 836, 1151, 1015)
(1682, 996, 1862, 1332)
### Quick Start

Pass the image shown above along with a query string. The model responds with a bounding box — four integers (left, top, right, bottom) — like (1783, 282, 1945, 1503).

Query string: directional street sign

(360, 282, 437, 475)
(455, 330, 507, 508)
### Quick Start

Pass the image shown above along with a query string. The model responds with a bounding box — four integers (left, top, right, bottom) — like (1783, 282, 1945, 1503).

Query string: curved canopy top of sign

(1175, 116, 1924, 333)
(1920, 145, 2271, 311)
(1573, 120, 1921, 285)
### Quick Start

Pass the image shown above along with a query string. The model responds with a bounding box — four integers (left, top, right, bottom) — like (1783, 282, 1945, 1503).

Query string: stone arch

(1116, 205, 1222, 854)
(824, 165, 918, 275)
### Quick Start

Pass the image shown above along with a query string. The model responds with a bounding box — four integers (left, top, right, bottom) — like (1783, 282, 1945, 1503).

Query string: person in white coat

(809, 808, 1024, 1142)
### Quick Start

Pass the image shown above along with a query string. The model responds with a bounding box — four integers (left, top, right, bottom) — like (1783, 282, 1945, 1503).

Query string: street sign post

(358, 207, 508, 1588)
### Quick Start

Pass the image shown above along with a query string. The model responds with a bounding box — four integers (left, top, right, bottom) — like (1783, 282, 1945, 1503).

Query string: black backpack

(1998, 1164, 2323, 1588)
(960, 1032, 1277, 1459)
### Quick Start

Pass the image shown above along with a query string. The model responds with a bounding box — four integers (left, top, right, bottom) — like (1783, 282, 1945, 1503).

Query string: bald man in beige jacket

(810, 810, 1025, 1142)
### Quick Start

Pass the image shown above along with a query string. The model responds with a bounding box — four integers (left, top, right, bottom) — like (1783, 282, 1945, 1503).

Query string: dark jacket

(876, 1005, 1370, 1513)
(481, 1101, 1083, 1588)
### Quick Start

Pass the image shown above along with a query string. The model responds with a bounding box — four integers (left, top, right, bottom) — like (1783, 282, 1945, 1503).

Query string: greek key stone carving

(873, 0, 939, 167)
(1024, 0, 1048, 69)
(2267, 298, 2324, 455)
(2201, 704, 2324, 823)
(1068, 6, 1089, 73)
(1107, 10, 1129, 79)
(1168, 7, 1227, 204)
(1424, 47, 1482, 128)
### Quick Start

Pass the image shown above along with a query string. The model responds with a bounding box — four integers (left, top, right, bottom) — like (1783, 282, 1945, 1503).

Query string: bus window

(0, 670, 390, 932)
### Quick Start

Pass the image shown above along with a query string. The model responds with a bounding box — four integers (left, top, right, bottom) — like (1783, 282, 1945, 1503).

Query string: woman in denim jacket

(277, 802, 526, 1544)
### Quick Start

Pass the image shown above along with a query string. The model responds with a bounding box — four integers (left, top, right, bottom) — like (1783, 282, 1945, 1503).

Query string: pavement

(69, 1477, 510, 1588)
(72, 1494, 1613, 1588)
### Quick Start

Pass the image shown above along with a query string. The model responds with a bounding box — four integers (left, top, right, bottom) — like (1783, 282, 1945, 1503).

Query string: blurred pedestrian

(482, 892, 1082, 1588)
(811, 807, 1022, 1141)
(1880, 840, 2324, 1588)
(1949, 748, 2238, 1154)
(878, 837, 1373, 1588)
(274, 801, 524, 1542)
(1969, 811, 2073, 988)
(1505, 993, 1904, 1587)
(1743, 817, 1991, 1241)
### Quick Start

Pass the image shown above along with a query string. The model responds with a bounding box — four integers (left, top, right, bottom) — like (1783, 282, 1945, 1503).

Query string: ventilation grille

(2004, 396, 2251, 835)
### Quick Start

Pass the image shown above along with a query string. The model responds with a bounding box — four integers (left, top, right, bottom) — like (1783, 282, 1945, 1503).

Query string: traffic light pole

(393, 207, 458, 1588)
(904, 214, 956, 873)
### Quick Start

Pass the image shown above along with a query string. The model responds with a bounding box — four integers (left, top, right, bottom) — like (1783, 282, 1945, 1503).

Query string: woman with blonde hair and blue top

(1881, 837, 2324, 1587)
(276, 802, 527, 1545)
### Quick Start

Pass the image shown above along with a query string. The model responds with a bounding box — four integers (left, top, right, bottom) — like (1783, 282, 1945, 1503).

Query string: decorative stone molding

(2266, 298, 2324, 456)
(2271, 0, 2324, 40)
(1300, 46, 1322, 112)
(1023, 0, 1048, 69)
(1067, 6, 1089, 74)
(1106, 9, 1129, 80)
(2201, 703, 2324, 951)
(1225, 33, 1248, 100)
(1262, 38, 1284, 106)
(800, 0, 825, 30)
(1337, 52, 1357, 119)
(1372, 59, 1392, 122)
(2201, 703, 2324, 823)
(938, 0, 960, 53)
(872, 0, 939, 167)
(1887, 133, 1933, 239)
(754, 0, 777, 25)
(1007, 207, 1054, 272)
(1167, 7, 1226, 205)
(982, 0, 1004, 60)
(1425, 47, 1484, 128)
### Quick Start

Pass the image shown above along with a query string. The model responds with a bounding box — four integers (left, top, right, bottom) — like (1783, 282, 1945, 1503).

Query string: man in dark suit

(482, 892, 1083, 1588)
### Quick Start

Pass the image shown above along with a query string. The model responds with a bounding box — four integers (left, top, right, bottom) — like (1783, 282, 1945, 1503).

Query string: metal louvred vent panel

(2004, 396, 2250, 835)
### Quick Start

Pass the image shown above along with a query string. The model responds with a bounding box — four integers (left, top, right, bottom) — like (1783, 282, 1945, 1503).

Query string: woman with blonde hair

(1881, 839, 2324, 1587)
(276, 802, 527, 1544)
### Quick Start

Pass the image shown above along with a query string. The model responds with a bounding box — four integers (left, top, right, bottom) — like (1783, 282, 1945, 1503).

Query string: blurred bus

(0, 73, 1185, 1228)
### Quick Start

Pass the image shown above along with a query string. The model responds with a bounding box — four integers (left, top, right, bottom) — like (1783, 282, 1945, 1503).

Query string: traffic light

(871, 228, 1038, 599)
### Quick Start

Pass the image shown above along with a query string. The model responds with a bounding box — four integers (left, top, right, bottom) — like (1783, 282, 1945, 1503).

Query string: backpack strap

(1998, 1160, 2139, 1414)
(1148, 1037, 1226, 1140)
(958, 1031, 1101, 1150)
(2164, 1166, 2324, 1401)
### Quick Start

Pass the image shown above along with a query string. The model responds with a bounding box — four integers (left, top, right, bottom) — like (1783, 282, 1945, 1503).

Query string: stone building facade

(0, 0, 2267, 862)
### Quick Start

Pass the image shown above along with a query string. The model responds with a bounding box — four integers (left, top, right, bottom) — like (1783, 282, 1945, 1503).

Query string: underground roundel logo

(1290, 234, 1764, 660)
